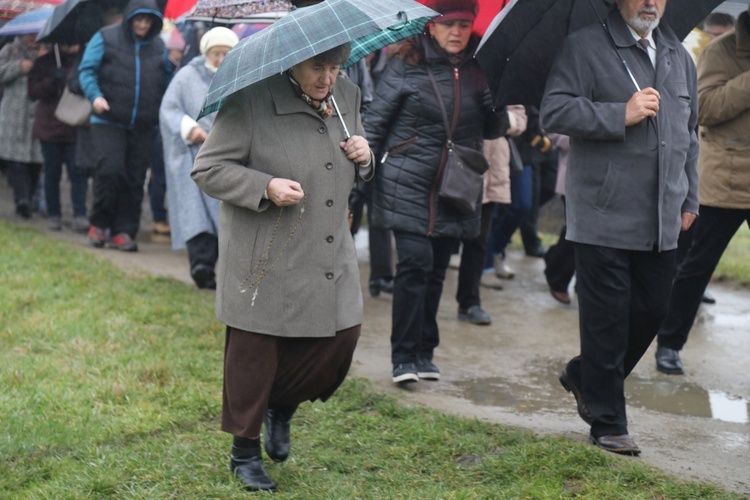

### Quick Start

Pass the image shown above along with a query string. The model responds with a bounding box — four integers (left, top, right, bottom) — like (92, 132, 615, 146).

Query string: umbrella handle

(54, 44, 61, 69)
(330, 95, 350, 139)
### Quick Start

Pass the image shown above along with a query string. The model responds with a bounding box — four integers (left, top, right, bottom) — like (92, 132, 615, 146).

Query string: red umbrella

(164, 0, 198, 19)
(415, 0, 511, 36)
(474, 0, 511, 35)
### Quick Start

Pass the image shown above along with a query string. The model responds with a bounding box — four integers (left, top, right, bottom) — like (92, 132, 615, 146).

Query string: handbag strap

(426, 66, 455, 146)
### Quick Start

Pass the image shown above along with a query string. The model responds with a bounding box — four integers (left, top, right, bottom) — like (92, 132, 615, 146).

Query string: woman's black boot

(230, 436, 276, 492)
(263, 405, 297, 462)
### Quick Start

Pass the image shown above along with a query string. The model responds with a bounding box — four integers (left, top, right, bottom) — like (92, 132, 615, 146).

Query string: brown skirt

(221, 324, 361, 439)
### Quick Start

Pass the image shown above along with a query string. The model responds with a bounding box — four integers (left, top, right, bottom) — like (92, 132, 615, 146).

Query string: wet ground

(2, 178, 748, 495)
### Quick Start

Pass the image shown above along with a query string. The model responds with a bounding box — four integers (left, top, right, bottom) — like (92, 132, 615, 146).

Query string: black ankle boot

(230, 436, 276, 492)
(264, 405, 297, 462)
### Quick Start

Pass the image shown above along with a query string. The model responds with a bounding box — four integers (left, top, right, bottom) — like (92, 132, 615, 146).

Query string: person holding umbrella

(0, 33, 43, 219)
(27, 43, 90, 233)
(364, 0, 508, 383)
(78, 0, 167, 252)
(191, 41, 372, 491)
(540, 0, 699, 455)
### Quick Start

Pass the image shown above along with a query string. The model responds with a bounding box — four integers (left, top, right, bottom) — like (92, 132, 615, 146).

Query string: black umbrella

(36, 0, 128, 45)
(475, 0, 725, 109)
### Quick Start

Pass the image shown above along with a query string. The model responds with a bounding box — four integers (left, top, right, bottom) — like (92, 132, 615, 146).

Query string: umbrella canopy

(187, 0, 291, 23)
(0, 0, 60, 21)
(36, 0, 128, 45)
(0, 6, 53, 36)
(475, 0, 726, 109)
(164, 0, 198, 18)
(199, 0, 439, 118)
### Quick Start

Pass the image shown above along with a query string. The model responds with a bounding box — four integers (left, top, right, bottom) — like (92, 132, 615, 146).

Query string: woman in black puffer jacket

(365, 0, 507, 384)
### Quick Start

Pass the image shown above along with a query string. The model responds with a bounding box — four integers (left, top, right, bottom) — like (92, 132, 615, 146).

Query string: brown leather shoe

(550, 289, 571, 304)
(559, 366, 593, 425)
(589, 434, 641, 456)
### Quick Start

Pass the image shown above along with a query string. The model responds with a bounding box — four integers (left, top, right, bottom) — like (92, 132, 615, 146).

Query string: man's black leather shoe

(264, 405, 297, 462)
(230, 438, 276, 492)
(559, 366, 593, 425)
(701, 290, 717, 304)
(368, 278, 394, 297)
(589, 434, 641, 456)
(655, 346, 684, 375)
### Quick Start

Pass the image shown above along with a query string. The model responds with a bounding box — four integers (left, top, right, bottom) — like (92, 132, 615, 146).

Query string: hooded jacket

(364, 34, 507, 239)
(78, 0, 166, 127)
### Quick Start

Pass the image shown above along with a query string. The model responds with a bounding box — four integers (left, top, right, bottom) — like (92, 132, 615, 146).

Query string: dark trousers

(186, 232, 219, 271)
(658, 206, 750, 351)
(391, 231, 457, 365)
(520, 148, 558, 253)
(350, 181, 393, 282)
(6, 161, 42, 207)
(456, 202, 495, 310)
(222, 325, 360, 439)
(485, 165, 533, 266)
(148, 130, 168, 223)
(41, 141, 87, 218)
(544, 197, 576, 292)
(573, 243, 676, 437)
(89, 124, 152, 237)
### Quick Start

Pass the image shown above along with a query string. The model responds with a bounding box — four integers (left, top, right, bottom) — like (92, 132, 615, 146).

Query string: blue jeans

(485, 164, 534, 269)
(148, 130, 168, 223)
(41, 141, 87, 218)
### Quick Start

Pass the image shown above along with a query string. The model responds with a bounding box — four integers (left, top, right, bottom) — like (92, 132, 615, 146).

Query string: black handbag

(427, 67, 489, 215)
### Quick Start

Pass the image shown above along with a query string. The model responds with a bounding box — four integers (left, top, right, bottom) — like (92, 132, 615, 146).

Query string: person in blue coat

(78, 0, 168, 252)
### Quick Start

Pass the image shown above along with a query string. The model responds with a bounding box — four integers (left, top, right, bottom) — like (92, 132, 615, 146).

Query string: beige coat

(697, 14, 750, 209)
(482, 105, 527, 204)
(192, 73, 370, 337)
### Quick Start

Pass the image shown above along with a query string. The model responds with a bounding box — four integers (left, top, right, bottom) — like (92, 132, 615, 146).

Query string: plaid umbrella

(0, 7, 53, 36)
(187, 0, 291, 24)
(199, 0, 438, 118)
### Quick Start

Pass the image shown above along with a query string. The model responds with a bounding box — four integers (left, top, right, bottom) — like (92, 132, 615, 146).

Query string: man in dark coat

(540, 0, 699, 455)
(79, 0, 167, 252)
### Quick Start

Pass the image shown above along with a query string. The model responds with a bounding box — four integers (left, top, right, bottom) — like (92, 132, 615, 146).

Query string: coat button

(325, 162, 333, 170)
(325, 272, 334, 280)
(661, 141, 667, 147)
(318, 126, 326, 134)
(326, 199, 333, 207)
(326, 235, 334, 243)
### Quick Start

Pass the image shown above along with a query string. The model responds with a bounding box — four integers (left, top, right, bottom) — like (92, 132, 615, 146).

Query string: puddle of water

(446, 367, 749, 424)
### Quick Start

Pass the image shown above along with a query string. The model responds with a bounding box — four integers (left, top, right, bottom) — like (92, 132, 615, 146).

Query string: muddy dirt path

(2, 185, 748, 495)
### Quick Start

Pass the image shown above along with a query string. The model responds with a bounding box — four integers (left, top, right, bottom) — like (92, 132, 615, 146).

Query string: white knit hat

(199, 27, 239, 55)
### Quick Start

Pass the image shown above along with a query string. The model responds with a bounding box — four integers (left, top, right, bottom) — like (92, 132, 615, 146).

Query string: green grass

(0, 222, 743, 498)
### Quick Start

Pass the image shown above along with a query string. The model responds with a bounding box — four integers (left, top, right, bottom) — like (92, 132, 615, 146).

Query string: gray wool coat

(540, 10, 699, 252)
(0, 38, 42, 164)
(191, 72, 371, 338)
(160, 56, 220, 250)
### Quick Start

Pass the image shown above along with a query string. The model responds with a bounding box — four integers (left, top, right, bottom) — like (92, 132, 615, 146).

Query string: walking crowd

(2, 0, 748, 492)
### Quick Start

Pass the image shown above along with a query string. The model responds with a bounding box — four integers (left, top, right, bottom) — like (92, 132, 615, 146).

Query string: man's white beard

(628, 9, 661, 34)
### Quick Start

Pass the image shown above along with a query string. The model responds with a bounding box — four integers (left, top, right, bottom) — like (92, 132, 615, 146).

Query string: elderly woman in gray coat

(159, 27, 239, 289)
(0, 34, 43, 218)
(191, 42, 372, 492)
